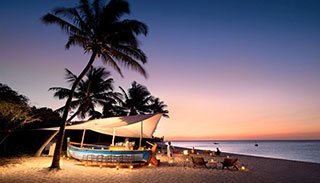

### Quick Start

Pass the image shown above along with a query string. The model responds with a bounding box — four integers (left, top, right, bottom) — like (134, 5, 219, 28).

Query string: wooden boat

(67, 140, 152, 163)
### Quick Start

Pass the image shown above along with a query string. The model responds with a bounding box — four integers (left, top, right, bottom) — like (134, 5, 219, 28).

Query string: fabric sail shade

(40, 113, 163, 138)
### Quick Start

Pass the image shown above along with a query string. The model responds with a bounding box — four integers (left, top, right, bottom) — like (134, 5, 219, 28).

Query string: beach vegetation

(0, 84, 62, 154)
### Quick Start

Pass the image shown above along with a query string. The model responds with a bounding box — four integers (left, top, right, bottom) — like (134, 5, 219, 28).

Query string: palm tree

(149, 97, 169, 118)
(119, 81, 152, 115)
(50, 67, 120, 122)
(42, 0, 148, 168)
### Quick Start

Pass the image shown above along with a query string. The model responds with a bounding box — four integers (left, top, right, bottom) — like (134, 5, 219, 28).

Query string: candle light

(129, 165, 134, 169)
(148, 163, 152, 167)
(241, 165, 246, 170)
(183, 150, 189, 155)
(227, 155, 230, 158)
(211, 159, 214, 163)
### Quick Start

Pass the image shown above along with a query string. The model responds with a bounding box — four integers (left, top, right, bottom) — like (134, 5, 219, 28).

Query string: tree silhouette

(42, 0, 148, 168)
(149, 97, 169, 118)
(119, 81, 152, 115)
(50, 67, 120, 122)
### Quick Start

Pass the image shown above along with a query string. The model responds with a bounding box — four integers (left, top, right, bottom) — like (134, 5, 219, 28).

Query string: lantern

(241, 165, 246, 170)
(183, 150, 189, 156)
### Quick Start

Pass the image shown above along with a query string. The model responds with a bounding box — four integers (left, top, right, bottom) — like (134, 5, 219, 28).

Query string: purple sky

(1, 0, 320, 139)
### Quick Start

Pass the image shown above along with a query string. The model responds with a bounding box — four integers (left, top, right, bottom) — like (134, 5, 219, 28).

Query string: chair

(173, 149, 179, 154)
(221, 158, 238, 170)
(191, 156, 208, 169)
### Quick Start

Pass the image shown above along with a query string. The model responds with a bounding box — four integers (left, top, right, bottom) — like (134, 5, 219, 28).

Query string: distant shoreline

(167, 139, 320, 142)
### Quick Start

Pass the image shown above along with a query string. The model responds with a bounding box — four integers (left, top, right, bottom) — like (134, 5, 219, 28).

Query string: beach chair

(221, 158, 238, 170)
(173, 149, 179, 154)
(191, 156, 208, 169)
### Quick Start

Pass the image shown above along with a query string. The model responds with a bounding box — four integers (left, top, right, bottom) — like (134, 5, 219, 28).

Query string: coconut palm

(149, 97, 169, 118)
(119, 81, 153, 115)
(42, 0, 148, 168)
(50, 67, 120, 122)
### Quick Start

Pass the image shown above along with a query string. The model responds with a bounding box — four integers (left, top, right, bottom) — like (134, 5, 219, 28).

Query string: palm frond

(113, 45, 147, 64)
(118, 19, 148, 36)
(101, 0, 129, 23)
(101, 54, 123, 77)
(48, 87, 71, 99)
(107, 48, 147, 78)
(64, 68, 78, 84)
(42, 13, 85, 38)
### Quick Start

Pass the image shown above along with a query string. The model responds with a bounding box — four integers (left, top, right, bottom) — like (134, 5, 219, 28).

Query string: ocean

(169, 140, 320, 164)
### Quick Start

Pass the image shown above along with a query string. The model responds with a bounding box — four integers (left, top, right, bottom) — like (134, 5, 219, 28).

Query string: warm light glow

(197, 152, 199, 155)
(227, 156, 230, 158)
(241, 166, 246, 170)
(169, 159, 173, 164)
(101, 148, 104, 150)
(186, 158, 189, 162)
(210, 159, 214, 163)
(210, 153, 213, 156)
(129, 165, 133, 169)
(148, 163, 152, 167)
(183, 150, 189, 155)
(158, 150, 161, 153)
(116, 165, 119, 169)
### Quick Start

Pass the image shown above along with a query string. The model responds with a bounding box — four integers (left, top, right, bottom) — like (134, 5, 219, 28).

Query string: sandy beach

(1, 151, 320, 183)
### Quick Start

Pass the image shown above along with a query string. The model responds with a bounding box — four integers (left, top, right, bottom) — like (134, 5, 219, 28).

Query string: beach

(1, 150, 320, 183)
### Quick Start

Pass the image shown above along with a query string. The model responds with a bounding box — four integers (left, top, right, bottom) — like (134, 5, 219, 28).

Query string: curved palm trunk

(34, 130, 59, 157)
(50, 52, 96, 169)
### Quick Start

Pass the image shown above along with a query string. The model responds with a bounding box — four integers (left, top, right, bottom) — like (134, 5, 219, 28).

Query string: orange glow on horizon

(164, 130, 320, 141)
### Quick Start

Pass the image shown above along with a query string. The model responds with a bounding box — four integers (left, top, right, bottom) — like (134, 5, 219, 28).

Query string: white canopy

(41, 113, 163, 138)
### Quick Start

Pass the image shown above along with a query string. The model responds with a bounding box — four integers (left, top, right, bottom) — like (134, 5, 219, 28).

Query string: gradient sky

(1, 0, 320, 140)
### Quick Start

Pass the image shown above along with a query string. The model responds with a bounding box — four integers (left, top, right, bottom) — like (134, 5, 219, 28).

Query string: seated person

(216, 148, 221, 156)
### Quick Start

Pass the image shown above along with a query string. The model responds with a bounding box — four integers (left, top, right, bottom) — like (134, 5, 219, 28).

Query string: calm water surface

(170, 140, 320, 164)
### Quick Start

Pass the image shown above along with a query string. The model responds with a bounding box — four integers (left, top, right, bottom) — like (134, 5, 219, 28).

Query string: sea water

(170, 140, 320, 164)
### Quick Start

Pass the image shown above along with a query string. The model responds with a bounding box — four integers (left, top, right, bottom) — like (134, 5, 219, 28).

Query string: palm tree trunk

(50, 52, 96, 169)
(67, 110, 81, 122)
(34, 130, 59, 157)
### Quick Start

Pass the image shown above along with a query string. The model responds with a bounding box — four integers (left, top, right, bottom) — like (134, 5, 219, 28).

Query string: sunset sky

(1, 0, 320, 140)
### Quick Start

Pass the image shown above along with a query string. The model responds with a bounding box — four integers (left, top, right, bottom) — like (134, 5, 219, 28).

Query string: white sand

(1, 153, 320, 183)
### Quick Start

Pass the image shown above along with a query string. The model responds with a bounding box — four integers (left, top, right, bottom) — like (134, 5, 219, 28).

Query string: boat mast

(80, 128, 86, 148)
(139, 121, 143, 149)
(112, 128, 116, 146)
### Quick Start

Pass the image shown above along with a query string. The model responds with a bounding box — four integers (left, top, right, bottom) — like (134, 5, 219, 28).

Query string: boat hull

(67, 143, 151, 162)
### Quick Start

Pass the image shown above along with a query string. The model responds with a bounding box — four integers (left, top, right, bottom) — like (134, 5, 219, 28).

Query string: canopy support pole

(80, 128, 86, 148)
(139, 121, 143, 149)
(112, 128, 116, 146)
